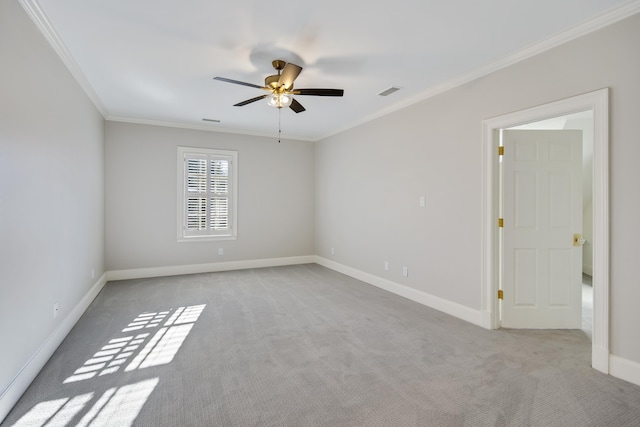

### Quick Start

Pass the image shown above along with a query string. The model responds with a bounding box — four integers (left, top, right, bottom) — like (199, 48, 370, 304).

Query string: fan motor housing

(265, 74, 280, 89)
(265, 60, 289, 89)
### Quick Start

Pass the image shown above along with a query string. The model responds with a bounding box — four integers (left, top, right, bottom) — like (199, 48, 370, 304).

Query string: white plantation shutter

(210, 198, 229, 230)
(186, 156, 208, 231)
(178, 147, 237, 240)
(210, 159, 229, 193)
(187, 157, 207, 193)
(186, 197, 207, 230)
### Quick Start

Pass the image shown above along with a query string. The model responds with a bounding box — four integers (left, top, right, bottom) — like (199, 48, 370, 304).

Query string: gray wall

(105, 122, 315, 271)
(0, 0, 105, 407)
(315, 13, 640, 363)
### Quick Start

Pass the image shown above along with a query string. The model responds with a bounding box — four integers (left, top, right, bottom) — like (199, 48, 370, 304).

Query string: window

(177, 147, 237, 241)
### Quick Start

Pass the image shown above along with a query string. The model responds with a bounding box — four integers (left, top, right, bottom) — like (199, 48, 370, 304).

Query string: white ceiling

(27, 0, 636, 141)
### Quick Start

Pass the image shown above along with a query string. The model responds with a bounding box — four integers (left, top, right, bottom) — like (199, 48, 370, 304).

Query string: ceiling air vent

(378, 86, 400, 97)
(202, 118, 220, 123)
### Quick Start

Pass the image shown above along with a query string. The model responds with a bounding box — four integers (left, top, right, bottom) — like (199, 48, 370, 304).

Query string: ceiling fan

(214, 60, 344, 113)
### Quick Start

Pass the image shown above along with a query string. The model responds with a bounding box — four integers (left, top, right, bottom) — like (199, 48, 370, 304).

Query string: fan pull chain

(278, 107, 282, 143)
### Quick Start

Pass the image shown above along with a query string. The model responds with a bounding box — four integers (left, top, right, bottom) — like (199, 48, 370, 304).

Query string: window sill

(177, 235, 237, 243)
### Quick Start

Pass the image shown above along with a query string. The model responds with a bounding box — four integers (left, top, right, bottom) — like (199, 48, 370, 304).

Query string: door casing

(481, 88, 609, 373)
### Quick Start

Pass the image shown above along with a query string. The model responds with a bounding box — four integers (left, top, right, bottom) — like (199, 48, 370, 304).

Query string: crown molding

(18, 0, 109, 117)
(318, 0, 640, 141)
(107, 116, 314, 142)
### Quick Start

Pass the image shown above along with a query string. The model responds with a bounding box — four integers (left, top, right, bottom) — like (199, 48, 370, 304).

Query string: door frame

(481, 88, 609, 373)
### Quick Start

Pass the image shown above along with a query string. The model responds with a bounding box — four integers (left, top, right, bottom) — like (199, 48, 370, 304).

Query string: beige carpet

(3, 264, 640, 426)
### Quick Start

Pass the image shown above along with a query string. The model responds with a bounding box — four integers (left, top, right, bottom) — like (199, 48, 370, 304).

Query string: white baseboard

(583, 264, 593, 276)
(0, 273, 107, 423)
(314, 256, 485, 327)
(610, 355, 640, 387)
(106, 255, 316, 281)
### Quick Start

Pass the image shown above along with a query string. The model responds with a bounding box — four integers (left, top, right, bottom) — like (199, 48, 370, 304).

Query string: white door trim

(481, 88, 609, 373)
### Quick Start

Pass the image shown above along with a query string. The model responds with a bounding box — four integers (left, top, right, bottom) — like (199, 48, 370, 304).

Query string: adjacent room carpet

(3, 264, 640, 426)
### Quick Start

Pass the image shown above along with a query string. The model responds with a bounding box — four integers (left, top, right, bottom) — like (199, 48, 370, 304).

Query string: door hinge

(498, 146, 504, 156)
(498, 218, 504, 228)
(498, 290, 504, 300)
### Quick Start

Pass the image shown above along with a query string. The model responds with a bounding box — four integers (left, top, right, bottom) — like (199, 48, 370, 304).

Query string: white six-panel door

(502, 130, 583, 329)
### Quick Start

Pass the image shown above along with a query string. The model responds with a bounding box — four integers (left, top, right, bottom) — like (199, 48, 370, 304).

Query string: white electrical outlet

(384, 261, 389, 271)
(53, 303, 59, 319)
(419, 196, 426, 207)
(402, 266, 408, 277)
(218, 248, 224, 255)
(331, 247, 335, 255)
(91, 268, 95, 279)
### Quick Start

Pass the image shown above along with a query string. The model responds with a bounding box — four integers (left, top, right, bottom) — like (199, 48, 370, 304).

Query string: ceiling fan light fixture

(267, 92, 293, 109)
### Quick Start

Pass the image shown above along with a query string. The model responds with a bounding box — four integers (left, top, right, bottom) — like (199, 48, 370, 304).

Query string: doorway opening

(481, 89, 609, 373)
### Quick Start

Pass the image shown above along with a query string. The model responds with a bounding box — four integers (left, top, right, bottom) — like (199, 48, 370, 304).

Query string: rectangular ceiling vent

(202, 118, 221, 123)
(378, 86, 401, 97)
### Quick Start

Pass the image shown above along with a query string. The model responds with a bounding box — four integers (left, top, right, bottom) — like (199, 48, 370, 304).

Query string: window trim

(177, 146, 238, 242)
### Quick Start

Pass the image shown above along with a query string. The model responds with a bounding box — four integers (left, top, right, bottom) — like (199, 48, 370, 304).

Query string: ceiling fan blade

(278, 63, 303, 90)
(289, 98, 306, 113)
(234, 94, 268, 106)
(293, 88, 344, 96)
(214, 77, 267, 90)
